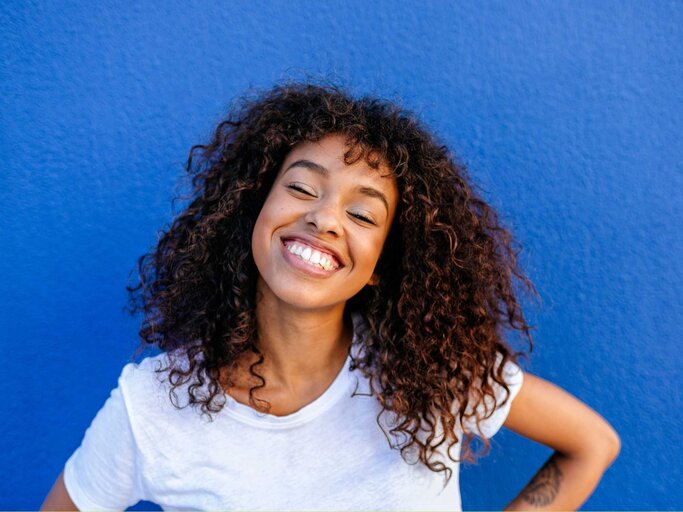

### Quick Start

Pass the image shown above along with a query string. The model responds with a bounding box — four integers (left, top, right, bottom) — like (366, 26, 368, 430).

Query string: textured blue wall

(2, 1, 681, 509)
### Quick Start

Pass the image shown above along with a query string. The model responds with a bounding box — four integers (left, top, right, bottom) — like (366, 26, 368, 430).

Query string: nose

(303, 203, 344, 236)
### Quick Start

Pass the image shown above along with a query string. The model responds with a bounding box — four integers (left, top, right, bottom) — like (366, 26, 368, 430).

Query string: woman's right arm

(41, 470, 78, 511)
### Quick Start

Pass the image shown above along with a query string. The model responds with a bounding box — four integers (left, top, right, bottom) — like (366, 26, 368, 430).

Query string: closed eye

(287, 183, 376, 225)
(350, 212, 376, 225)
(287, 183, 315, 196)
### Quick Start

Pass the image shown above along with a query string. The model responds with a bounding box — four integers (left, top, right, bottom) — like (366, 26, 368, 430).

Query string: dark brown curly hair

(127, 81, 537, 484)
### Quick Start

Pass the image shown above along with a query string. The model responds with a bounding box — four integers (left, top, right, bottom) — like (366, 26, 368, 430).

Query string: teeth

(284, 241, 339, 271)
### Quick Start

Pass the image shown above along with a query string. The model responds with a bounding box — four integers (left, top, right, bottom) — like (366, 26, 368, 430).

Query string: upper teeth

(285, 241, 339, 271)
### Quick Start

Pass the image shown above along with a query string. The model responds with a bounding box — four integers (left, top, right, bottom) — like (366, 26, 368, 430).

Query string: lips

(280, 236, 345, 268)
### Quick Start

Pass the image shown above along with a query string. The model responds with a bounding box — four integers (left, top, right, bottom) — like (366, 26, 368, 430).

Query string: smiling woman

(251, 135, 398, 312)
(42, 82, 620, 511)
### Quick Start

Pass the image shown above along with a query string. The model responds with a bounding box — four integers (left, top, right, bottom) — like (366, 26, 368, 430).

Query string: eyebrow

(284, 159, 390, 213)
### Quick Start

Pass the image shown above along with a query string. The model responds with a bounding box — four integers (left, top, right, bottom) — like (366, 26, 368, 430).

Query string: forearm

(503, 450, 614, 511)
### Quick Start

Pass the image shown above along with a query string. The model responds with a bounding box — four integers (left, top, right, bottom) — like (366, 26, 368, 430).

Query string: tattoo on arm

(520, 455, 563, 507)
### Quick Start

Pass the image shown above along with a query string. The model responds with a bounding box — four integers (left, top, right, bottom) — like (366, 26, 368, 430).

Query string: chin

(279, 290, 345, 311)
(255, 278, 340, 311)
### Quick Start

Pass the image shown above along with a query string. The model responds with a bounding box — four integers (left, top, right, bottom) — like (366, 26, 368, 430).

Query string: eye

(287, 183, 316, 196)
(349, 212, 376, 225)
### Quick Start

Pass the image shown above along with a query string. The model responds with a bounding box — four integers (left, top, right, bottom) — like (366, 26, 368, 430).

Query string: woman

(42, 82, 620, 510)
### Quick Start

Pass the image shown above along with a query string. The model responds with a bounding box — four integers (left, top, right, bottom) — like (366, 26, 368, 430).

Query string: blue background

(2, 1, 681, 509)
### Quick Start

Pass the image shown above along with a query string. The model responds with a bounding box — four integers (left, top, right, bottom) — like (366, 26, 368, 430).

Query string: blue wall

(2, 1, 681, 509)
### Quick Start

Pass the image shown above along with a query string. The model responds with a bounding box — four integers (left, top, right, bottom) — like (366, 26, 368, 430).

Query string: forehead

(281, 134, 397, 188)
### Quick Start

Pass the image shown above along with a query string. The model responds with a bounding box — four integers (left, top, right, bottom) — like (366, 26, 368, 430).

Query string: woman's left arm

(502, 372, 621, 511)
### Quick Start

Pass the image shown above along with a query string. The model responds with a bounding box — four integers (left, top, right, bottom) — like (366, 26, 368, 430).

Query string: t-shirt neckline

(221, 314, 363, 429)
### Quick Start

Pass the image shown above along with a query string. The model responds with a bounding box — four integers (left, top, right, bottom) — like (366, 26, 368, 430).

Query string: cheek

(351, 233, 387, 271)
(252, 194, 280, 236)
(251, 209, 266, 251)
(251, 193, 296, 258)
(251, 203, 276, 264)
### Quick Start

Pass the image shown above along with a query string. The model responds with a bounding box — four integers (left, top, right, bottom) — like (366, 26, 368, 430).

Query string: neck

(249, 282, 353, 393)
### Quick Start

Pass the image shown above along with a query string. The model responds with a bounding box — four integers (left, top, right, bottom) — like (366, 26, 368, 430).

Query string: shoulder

(457, 351, 525, 439)
(111, 349, 211, 446)
(115, 351, 183, 414)
(478, 351, 525, 409)
(119, 352, 169, 389)
(495, 351, 524, 386)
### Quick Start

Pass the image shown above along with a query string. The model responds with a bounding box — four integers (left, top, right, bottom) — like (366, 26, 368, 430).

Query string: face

(251, 134, 399, 312)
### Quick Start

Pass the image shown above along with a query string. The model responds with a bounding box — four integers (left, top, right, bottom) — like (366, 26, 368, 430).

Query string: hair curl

(127, 81, 538, 484)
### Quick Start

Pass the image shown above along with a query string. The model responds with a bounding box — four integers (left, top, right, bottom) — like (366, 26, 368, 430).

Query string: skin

(41, 135, 620, 510)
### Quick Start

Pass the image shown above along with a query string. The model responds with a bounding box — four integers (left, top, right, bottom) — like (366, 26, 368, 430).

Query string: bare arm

(41, 470, 78, 511)
(502, 372, 621, 510)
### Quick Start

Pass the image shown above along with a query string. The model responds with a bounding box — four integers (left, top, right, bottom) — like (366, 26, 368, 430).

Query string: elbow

(596, 422, 621, 468)
(574, 420, 621, 469)
(606, 427, 621, 465)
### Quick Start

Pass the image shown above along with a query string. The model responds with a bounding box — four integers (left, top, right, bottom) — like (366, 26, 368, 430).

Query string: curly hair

(127, 81, 537, 484)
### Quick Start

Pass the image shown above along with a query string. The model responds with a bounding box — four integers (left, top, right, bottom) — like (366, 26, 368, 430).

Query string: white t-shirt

(64, 314, 524, 511)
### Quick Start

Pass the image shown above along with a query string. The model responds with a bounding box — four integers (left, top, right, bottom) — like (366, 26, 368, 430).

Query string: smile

(281, 239, 342, 272)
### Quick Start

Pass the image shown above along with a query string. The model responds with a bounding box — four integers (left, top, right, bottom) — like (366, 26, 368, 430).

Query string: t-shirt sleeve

(63, 364, 145, 510)
(460, 353, 525, 439)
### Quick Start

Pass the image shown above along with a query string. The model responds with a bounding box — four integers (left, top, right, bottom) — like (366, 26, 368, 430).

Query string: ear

(367, 273, 380, 286)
